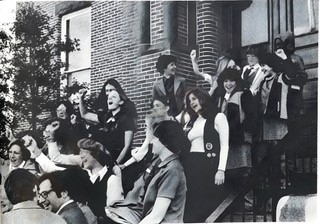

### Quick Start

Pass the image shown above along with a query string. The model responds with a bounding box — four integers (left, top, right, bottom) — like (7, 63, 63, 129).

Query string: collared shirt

(56, 199, 74, 215)
(86, 166, 109, 184)
(9, 160, 26, 172)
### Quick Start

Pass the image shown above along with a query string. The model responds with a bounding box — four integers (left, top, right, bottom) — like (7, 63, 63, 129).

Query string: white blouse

(187, 113, 229, 171)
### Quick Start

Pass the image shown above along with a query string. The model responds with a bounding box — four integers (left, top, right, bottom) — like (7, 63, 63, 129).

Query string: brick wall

(17, 1, 223, 147)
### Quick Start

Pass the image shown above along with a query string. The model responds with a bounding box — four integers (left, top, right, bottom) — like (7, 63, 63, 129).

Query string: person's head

(150, 97, 170, 118)
(246, 44, 261, 66)
(56, 100, 75, 120)
(185, 88, 214, 119)
(37, 172, 69, 212)
(8, 139, 31, 167)
(107, 90, 124, 111)
(216, 48, 241, 76)
(217, 68, 242, 94)
(152, 120, 191, 157)
(58, 167, 92, 204)
(97, 79, 128, 111)
(77, 138, 114, 170)
(4, 169, 37, 205)
(281, 31, 295, 55)
(156, 54, 177, 76)
(43, 118, 68, 144)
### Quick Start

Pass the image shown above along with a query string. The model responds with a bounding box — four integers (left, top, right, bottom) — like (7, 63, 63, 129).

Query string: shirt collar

(9, 160, 26, 172)
(12, 201, 40, 211)
(87, 165, 109, 183)
(224, 93, 231, 101)
(56, 199, 74, 214)
(158, 154, 179, 168)
(251, 63, 261, 70)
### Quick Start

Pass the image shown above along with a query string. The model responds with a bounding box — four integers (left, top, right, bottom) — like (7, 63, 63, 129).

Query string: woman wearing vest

(182, 88, 229, 223)
(215, 68, 258, 174)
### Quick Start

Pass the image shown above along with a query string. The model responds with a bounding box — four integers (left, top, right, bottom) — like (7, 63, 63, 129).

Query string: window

(61, 7, 91, 86)
(241, 1, 268, 46)
(293, 0, 318, 35)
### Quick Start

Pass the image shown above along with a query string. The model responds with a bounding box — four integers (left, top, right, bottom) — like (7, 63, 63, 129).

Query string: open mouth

(191, 104, 198, 110)
(10, 158, 16, 163)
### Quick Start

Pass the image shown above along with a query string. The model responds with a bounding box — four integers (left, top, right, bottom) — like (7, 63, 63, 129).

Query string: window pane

(68, 70, 91, 86)
(293, 0, 318, 35)
(68, 11, 91, 70)
(241, 1, 268, 46)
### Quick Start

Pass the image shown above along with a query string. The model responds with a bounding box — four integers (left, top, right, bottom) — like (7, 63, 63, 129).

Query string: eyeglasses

(38, 189, 53, 199)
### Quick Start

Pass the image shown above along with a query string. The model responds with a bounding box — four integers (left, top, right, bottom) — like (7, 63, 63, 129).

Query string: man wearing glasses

(2, 169, 67, 224)
(37, 171, 88, 224)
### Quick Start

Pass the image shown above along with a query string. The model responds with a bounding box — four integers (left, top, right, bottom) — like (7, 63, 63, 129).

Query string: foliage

(0, 29, 13, 159)
(11, 2, 79, 130)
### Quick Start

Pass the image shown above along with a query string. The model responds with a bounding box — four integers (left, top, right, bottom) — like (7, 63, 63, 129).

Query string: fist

(190, 49, 197, 60)
(275, 49, 287, 60)
(22, 135, 41, 158)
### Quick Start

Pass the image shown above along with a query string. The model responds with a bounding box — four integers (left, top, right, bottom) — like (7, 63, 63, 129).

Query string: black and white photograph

(0, 0, 318, 223)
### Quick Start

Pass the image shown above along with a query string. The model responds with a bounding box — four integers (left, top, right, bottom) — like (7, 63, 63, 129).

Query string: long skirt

(183, 152, 227, 223)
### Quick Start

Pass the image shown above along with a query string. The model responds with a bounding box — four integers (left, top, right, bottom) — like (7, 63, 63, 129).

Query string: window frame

(60, 6, 91, 86)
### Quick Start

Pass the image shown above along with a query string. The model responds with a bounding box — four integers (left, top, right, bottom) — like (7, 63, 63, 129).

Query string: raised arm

(190, 49, 218, 95)
(120, 114, 155, 168)
(78, 90, 99, 125)
(47, 142, 82, 166)
(22, 135, 65, 173)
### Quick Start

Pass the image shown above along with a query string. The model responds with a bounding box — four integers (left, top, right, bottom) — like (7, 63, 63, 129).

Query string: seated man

(106, 120, 190, 224)
(3, 169, 67, 224)
(37, 171, 88, 224)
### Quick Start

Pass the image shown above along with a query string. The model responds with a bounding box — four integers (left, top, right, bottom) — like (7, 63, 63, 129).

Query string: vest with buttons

(203, 113, 221, 168)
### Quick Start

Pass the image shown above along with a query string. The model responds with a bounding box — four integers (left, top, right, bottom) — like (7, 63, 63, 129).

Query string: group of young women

(1, 33, 306, 223)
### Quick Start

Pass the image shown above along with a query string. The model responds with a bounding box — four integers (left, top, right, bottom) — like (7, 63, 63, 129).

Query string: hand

(22, 135, 41, 158)
(215, 170, 225, 185)
(5, 128, 14, 141)
(70, 114, 77, 124)
(275, 49, 287, 60)
(190, 49, 197, 61)
(79, 89, 87, 100)
(112, 165, 122, 178)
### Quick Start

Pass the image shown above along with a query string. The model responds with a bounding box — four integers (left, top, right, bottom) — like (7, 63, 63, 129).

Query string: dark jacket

(153, 76, 186, 117)
(58, 201, 88, 224)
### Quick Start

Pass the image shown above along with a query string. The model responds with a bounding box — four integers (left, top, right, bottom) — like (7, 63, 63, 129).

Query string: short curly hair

(8, 139, 31, 162)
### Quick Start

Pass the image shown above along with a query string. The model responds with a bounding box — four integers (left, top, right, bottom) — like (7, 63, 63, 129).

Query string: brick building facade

(33, 0, 318, 146)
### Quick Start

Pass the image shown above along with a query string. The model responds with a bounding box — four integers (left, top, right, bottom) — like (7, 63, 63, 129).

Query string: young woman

(80, 78, 137, 126)
(55, 100, 88, 152)
(190, 49, 240, 96)
(79, 81, 137, 165)
(182, 88, 229, 223)
(1, 139, 39, 184)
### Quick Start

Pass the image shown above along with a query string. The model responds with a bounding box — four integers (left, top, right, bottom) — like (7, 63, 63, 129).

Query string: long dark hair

(216, 67, 243, 96)
(97, 78, 128, 111)
(185, 88, 217, 120)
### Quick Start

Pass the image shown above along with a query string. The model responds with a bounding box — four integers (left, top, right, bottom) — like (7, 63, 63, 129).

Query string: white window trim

(294, 0, 317, 35)
(61, 7, 91, 71)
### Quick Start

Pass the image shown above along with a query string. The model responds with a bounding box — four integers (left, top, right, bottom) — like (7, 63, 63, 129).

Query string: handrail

(205, 105, 317, 223)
